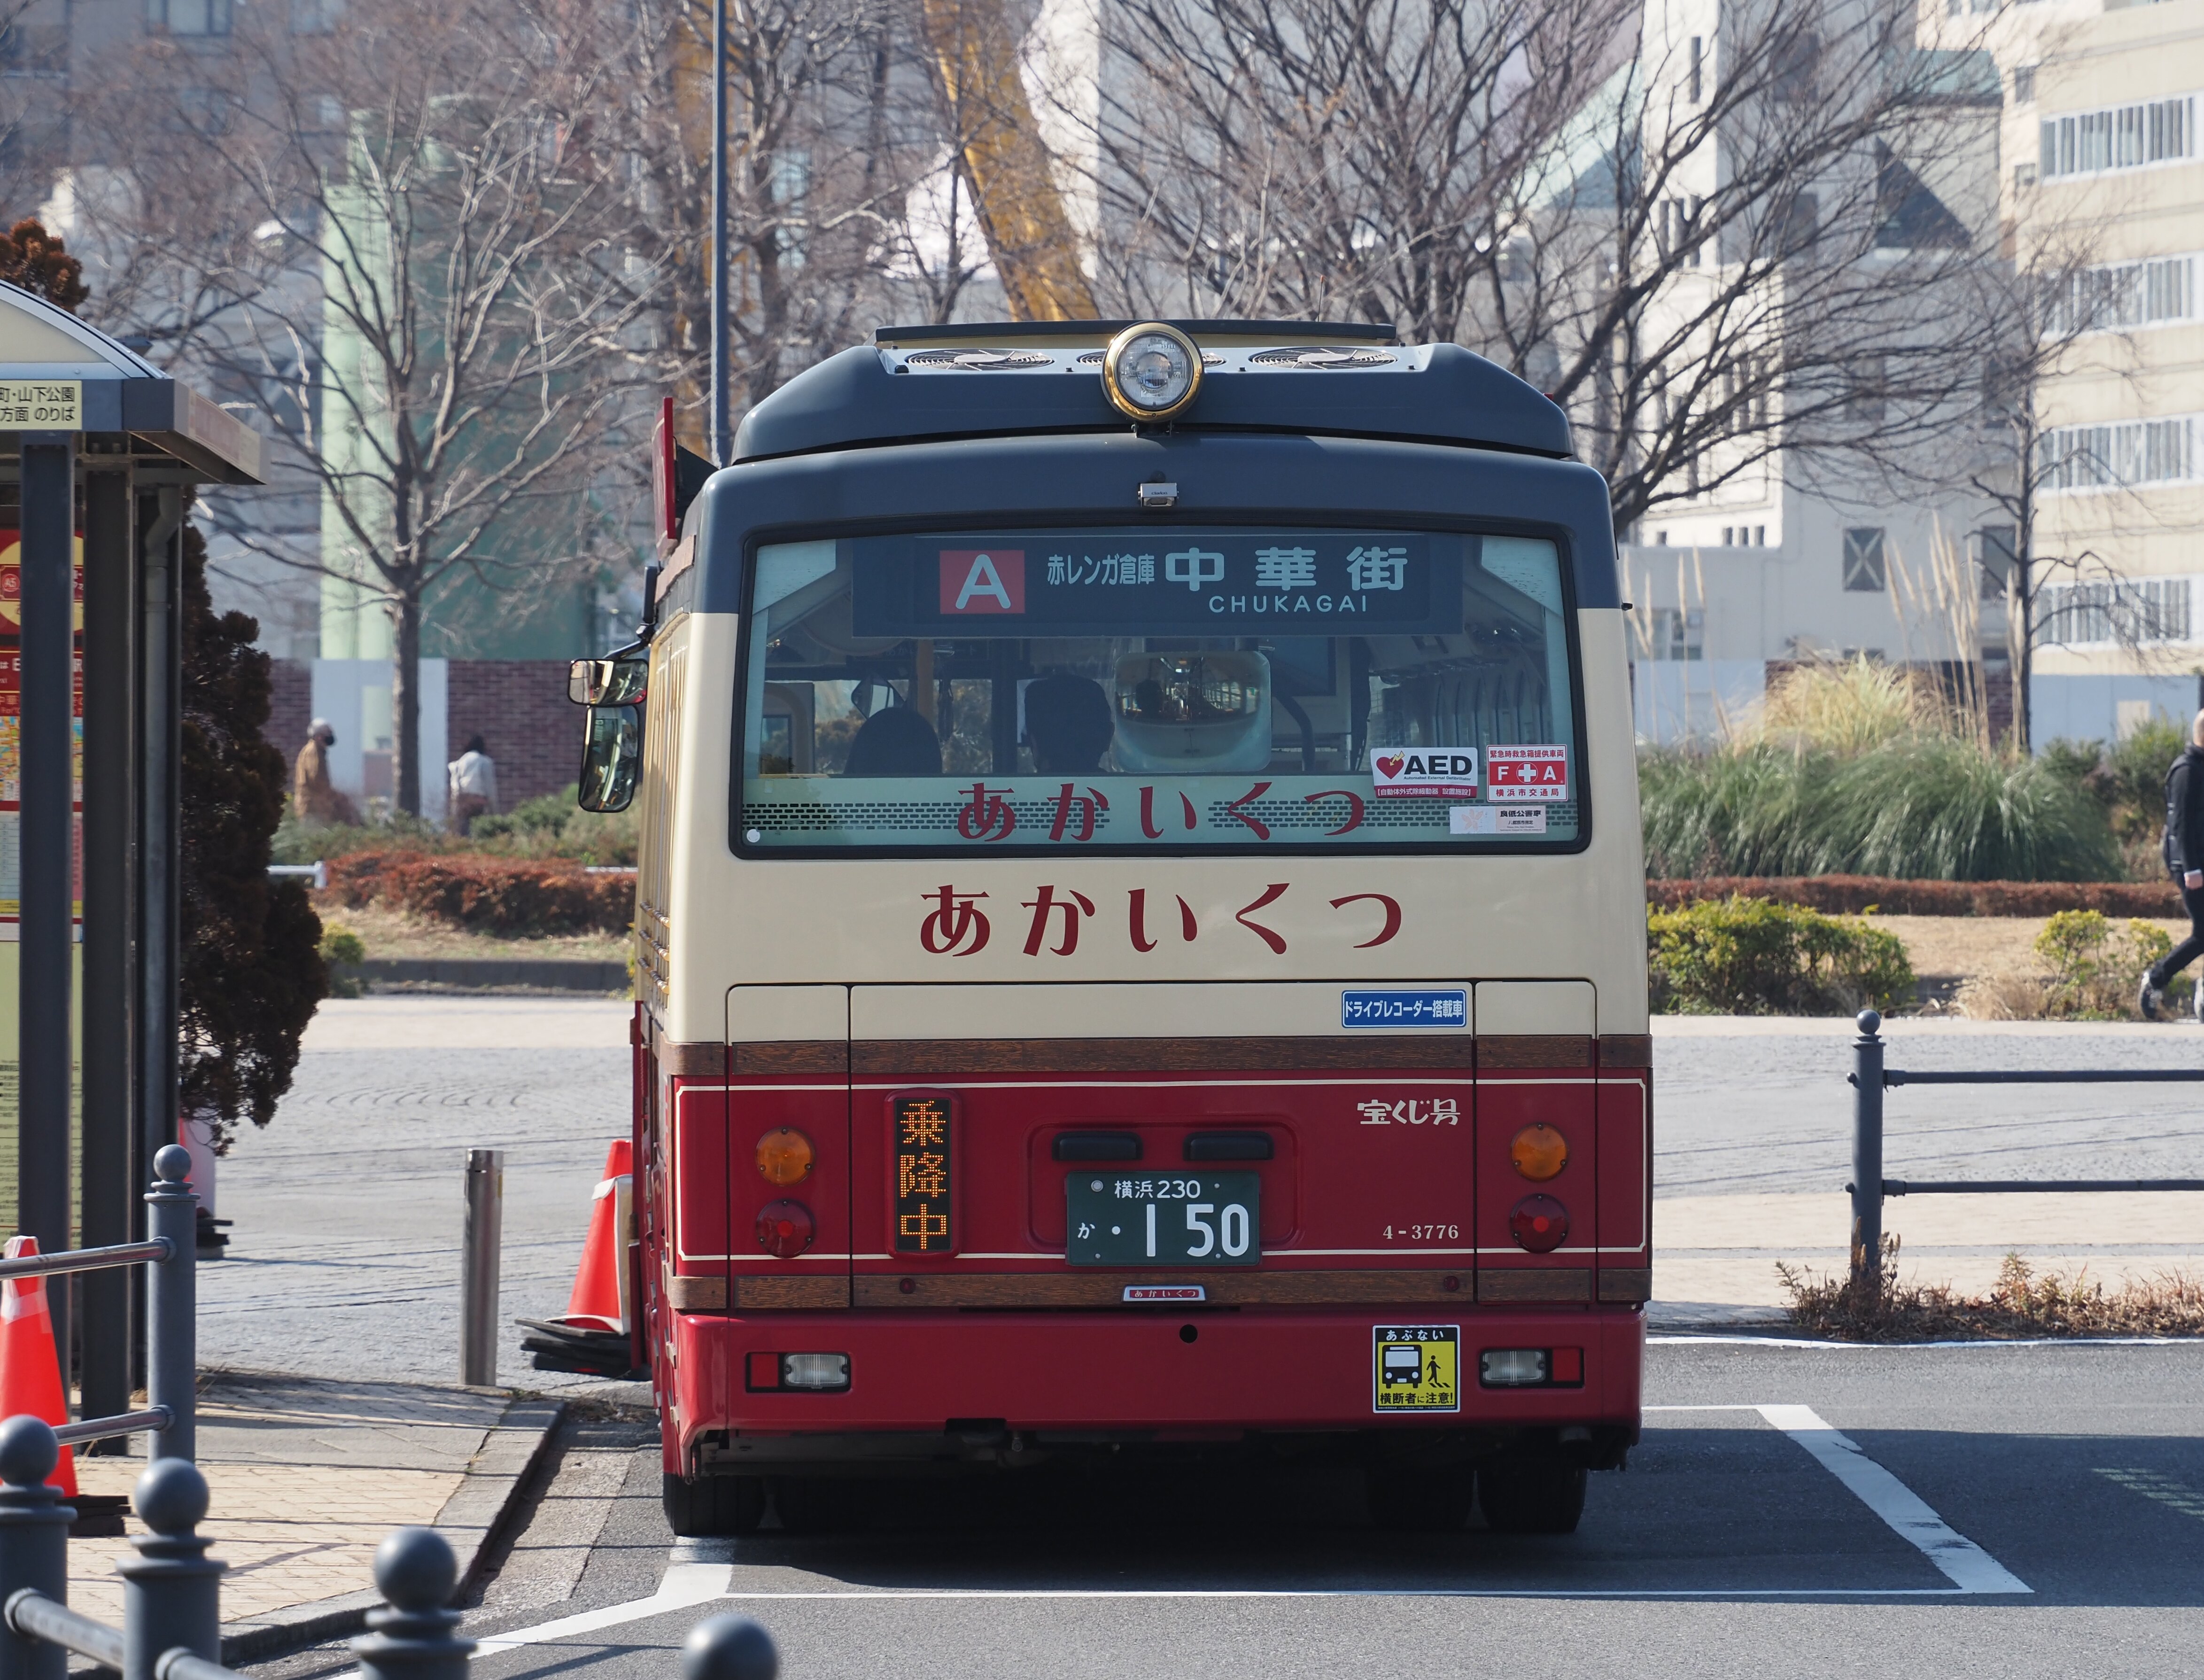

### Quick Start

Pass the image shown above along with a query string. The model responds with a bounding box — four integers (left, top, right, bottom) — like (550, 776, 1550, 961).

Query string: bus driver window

(738, 530, 1579, 852)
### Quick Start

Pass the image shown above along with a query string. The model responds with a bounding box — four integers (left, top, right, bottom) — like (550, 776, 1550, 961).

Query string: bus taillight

(1509, 1194, 1570, 1253)
(755, 1199, 815, 1258)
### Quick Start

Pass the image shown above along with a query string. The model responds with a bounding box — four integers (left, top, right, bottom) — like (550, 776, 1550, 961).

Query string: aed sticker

(1451, 805, 1547, 836)
(1371, 748, 1477, 799)
(1486, 744, 1568, 801)
(1373, 1325, 1461, 1412)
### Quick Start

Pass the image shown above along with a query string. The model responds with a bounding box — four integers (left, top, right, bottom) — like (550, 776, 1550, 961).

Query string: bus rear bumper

(663, 1306, 1643, 1476)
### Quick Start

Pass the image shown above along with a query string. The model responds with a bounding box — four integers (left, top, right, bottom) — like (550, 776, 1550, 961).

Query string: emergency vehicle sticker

(1485, 744, 1568, 800)
(1371, 748, 1477, 799)
(1374, 1325, 1460, 1412)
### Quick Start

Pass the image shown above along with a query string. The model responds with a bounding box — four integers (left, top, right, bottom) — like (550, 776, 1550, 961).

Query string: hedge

(324, 850, 634, 937)
(1647, 876, 2180, 918)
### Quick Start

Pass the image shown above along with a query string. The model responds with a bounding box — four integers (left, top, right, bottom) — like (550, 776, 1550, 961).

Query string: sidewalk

(68, 1371, 562, 1661)
(1652, 1190, 2204, 1326)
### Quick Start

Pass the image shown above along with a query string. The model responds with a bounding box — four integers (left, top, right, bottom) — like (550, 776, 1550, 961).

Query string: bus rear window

(735, 529, 1581, 853)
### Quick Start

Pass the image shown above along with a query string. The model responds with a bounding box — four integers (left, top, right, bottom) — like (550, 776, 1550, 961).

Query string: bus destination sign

(850, 529, 1462, 639)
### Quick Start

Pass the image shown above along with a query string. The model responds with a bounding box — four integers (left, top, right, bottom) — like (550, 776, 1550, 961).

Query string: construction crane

(916, 0, 1098, 322)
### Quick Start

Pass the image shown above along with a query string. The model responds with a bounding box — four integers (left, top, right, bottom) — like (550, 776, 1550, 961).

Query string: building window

(1689, 36, 1704, 102)
(1973, 527, 2017, 602)
(2038, 578, 2192, 646)
(2015, 66, 2035, 105)
(1648, 607, 1704, 661)
(1842, 528, 1886, 592)
(2048, 254, 2196, 334)
(2041, 93, 2196, 180)
(2038, 416, 2198, 492)
(147, 0, 232, 35)
(290, 0, 344, 32)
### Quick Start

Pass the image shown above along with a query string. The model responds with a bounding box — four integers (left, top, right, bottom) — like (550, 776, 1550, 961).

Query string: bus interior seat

(1024, 674, 1115, 773)
(842, 705, 942, 776)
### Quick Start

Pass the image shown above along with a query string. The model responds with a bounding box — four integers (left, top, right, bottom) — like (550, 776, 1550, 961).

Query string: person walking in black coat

(2139, 710, 2204, 1019)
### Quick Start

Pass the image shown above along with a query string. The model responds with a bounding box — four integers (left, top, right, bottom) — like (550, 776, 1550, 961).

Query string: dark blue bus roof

(683, 325, 1620, 615)
(732, 324, 1574, 462)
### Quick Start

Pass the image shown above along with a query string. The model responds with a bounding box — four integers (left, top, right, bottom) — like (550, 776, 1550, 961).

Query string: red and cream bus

(573, 319, 1651, 1538)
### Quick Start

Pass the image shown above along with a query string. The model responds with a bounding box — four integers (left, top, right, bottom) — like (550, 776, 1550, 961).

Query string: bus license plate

(1065, 1173, 1260, 1268)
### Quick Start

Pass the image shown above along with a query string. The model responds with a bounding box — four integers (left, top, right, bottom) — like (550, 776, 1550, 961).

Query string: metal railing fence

(1846, 1008, 2204, 1277)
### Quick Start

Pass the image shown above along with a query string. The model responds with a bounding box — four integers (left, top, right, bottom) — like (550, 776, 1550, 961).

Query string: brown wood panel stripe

(1597, 1267, 1652, 1304)
(667, 1275, 727, 1311)
(852, 1268, 1473, 1308)
(1476, 1268, 1593, 1303)
(1476, 1036, 1593, 1070)
(853, 1037, 1480, 1075)
(732, 1275, 850, 1310)
(1597, 1035, 1653, 1070)
(731, 1042, 848, 1076)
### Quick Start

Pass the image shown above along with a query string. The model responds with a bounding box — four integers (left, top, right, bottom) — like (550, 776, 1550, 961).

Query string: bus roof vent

(1074, 349, 1226, 366)
(903, 348, 1055, 370)
(1249, 346, 1398, 368)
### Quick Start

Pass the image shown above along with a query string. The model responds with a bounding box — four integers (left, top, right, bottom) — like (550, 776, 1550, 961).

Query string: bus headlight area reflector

(1508, 1193, 1570, 1253)
(756, 1127, 815, 1185)
(755, 1199, 816, 1258)
(746, 1352, 851, 1392)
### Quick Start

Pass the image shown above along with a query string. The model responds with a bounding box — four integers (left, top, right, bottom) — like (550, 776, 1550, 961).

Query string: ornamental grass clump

(1640, 658, 2119, 883)
(1646, 894, 1915, 1015)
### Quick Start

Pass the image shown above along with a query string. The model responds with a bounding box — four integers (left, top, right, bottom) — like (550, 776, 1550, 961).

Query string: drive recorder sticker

(1373, 1325, 1460, 1412)
(1371, 749, 1477, 799)
(1486, 744, 1568, 800)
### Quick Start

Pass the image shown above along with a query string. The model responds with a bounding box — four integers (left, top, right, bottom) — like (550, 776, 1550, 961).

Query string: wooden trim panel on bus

(851, 1270, 1475, 1308)
(654, 1033, 1640, 1075)
(1476, 1268, 1593, 1304)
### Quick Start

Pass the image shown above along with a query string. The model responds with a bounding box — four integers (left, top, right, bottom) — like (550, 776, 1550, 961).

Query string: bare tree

(73, 0, 670, 815)
(1066, 0, 2019, 537)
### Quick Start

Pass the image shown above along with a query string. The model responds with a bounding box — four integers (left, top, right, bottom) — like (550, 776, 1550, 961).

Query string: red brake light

(755, 1199, 815, 1259)
(1508, 1194, 1569, 1253)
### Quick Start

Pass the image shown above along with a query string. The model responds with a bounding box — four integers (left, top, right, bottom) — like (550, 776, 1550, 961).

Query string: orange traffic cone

(559, 1142, 633, 1333)
(0, 1237, 76, 1496)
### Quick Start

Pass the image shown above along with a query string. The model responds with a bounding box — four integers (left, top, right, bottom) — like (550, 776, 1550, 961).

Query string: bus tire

(1366, 1464, 1475, 1532)
(1477, 1453, 1587, 1535)
(663, 1472, 764, 1538)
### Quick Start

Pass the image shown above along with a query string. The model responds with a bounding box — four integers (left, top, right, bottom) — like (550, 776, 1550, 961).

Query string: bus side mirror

(569, 655, 648, 707)
(578, 703, 644, 812)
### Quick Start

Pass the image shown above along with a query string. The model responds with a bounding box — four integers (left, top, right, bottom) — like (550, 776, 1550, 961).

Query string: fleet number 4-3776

(1385, 1224, 1460, 1241)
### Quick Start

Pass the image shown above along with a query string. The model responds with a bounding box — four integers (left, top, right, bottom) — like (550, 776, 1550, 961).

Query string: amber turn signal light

(755, 1199, 815, 1259)
(1509, 1194, 1570, 1253)
(1510, 1123, 1569, 1182)
(756, 1128, 815, 1186)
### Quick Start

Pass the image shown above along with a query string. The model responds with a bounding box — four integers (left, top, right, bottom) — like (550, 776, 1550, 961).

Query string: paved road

(238, 1339, 2204, 1680)
(198, 1003, 2204, 1382)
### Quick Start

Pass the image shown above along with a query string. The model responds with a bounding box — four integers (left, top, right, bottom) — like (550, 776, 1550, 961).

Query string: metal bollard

(461, 1151, 504, 1388)
(0, 1418, 72, 1680)
(683, 1614, 777, 1680)
(1850, 1009, 1885, 1283)
(119, 1458, 222, 1680)
(147, 1145, 199, 1462)
(351, 1528, 473, 1680)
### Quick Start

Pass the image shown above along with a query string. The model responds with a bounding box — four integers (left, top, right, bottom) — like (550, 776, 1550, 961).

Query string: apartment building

(1992, 0, 2204, 746)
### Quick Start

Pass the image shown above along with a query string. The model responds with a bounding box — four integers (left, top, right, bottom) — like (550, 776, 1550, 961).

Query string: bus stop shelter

(0, 280, 263, 1430)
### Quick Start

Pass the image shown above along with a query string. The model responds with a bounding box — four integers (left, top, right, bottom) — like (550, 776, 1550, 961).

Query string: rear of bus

(598, 322, 1650, 1538)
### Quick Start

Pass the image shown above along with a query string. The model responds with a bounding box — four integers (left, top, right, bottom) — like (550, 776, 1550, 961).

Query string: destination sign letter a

(941, 549, 1025, 614)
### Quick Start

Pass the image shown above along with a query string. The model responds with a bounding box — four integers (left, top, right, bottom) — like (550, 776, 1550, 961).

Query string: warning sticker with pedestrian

(1373, 1324, 1460, 1413)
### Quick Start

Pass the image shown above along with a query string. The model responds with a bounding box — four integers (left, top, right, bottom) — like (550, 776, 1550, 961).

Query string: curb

(217, 1393, 566, 1664)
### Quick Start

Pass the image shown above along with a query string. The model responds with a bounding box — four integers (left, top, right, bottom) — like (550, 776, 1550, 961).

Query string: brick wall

(446, 660, 578, 810)
(265, 657, 313, 766)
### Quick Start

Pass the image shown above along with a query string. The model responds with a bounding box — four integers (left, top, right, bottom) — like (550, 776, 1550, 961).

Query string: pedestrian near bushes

(292, 718, 361, 827)
(2139, 708, 2204, 1020)
(448, 734, 498, 836)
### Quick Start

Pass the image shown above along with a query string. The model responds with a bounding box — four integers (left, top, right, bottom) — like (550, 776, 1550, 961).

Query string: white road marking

(1756, 1404, 2030, 1594)
(464, 1563, 735, 1657)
